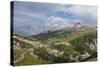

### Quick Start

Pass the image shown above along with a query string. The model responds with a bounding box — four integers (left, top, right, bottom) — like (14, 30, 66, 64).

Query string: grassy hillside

(12, 28, 97, 66)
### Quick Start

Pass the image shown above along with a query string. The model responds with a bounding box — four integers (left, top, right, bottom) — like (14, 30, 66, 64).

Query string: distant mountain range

(12, 23, 97, 65)
(14, 23, 97, 37)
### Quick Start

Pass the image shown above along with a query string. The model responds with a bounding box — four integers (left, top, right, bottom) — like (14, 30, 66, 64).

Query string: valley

(11, 26, 97, 66)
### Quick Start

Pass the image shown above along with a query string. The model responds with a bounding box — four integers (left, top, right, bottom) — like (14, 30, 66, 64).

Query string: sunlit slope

(12, 27, 97, 66)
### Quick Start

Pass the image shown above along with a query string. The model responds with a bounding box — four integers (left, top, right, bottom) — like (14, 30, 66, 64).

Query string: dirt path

(14, 53, 25, 64)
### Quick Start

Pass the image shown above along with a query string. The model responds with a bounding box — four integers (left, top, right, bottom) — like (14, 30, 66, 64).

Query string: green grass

(87, 57, 97, 61)
(14, 48, 23, 61)
(13, 30, 97, 65)
(46, 31, 90, 44)
(14, 52, 52, 66)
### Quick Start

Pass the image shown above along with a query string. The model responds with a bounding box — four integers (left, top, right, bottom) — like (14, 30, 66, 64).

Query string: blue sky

(13, 1, 97, 36)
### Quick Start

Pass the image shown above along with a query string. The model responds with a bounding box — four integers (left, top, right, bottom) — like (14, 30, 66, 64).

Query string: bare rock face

(74, 22, 81, 32)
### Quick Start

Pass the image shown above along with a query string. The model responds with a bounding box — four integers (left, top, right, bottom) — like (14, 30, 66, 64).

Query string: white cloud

(15, 10, 46, 20)
(47, 16, 73, 30)
(66, 5, 97, 19)
(48, 16, 66, 24)
(14, 2, 97, 36)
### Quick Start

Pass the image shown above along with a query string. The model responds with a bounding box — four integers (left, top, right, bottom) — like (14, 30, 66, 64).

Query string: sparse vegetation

(12, 28, 97, 66)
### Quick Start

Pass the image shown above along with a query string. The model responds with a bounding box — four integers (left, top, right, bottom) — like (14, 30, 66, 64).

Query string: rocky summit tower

(74, 22, 81, 32)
